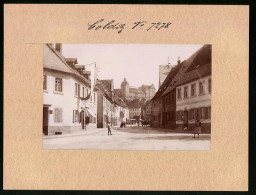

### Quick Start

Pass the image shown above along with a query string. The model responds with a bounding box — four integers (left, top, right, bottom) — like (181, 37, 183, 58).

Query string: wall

(161, 90, 176, 130)
(151, 99, 162, 127)
(96, 91, 104, 128)
(43, 69, 91, 135)
(176, 75, 211, 133)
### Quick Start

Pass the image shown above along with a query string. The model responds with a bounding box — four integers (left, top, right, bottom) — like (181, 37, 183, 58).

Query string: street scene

(43, 44, 211, 150)
(43, 125, 210, 150)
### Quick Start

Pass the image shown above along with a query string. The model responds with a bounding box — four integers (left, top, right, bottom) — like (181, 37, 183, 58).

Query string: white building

(129, 107, 141, 119)
(175, 62, 211, 133)
(43, 44, 97, 135)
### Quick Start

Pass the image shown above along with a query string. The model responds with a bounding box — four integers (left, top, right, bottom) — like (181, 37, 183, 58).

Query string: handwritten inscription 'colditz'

(88, 19, 126, 34)
(88, 19, 172, 34)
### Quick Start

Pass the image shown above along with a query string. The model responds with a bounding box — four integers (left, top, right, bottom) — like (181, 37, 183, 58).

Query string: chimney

(177, 57, 181, 65)
(55, 43, 62, 53)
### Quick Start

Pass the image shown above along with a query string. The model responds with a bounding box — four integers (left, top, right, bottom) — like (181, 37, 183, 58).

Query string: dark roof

(65, 58, 78, 64)
(153, 45, 211, 98)
(127, 99, 144, 108)
(97, 79, 113, 92)
(151, 63, 182, 100)
(103, 93, 113, 103)
(113, 97, 127, 108)
(44, 44, 90, 86)
(175, 63, 211, 86)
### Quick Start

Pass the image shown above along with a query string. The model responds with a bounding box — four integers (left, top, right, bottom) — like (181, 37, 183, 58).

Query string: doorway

(81, 111, 85, 129)
(183, 110, 188, 129)
(43, 107, 49, 135)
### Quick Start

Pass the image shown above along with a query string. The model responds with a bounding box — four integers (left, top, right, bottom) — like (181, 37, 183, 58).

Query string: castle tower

(121, 78, 129, 100)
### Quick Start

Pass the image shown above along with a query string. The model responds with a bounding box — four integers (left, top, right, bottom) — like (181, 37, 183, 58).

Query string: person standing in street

(193, 119, 201, 138)
(107, 122, 112, 136)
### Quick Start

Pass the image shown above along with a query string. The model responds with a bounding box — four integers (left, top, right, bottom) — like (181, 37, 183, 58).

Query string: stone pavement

(43, 125, 211, 150)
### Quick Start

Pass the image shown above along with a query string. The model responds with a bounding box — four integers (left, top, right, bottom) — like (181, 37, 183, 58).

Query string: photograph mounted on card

(43, 43, 212, 150)
(4, 4, 248, 190)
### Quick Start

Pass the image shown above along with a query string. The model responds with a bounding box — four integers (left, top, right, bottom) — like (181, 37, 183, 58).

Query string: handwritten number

(147, 23, 156, 31)
(155, 22, 161, 29)
(158, 23, 166, 30)
(165, 22, 172, 28)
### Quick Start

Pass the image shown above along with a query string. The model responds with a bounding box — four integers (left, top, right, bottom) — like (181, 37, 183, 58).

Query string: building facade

(176, 64, 211, 133)
(141, 100, 153, 121)
(43, 44, 97, 135)
(159, 64, 176, 88)
(129, 107, 141, 119)
(151, 45, 211, 132)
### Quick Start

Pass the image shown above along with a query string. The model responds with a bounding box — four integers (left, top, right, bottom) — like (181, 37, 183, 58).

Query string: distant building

(96, 90, 114, 128)
(159, 63, 176, 88)
(141, 100, 153, 121)
(118, 78, 156, 100)
(127, 99, 144, 119)
(96, 79, 129, 128)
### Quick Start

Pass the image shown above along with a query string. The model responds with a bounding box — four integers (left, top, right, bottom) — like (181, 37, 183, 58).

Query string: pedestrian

(193, 119, 201, 138)
(107, 122, 112, 136)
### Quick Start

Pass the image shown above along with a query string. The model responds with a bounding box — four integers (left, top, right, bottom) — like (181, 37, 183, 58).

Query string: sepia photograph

(43, 43, 212, 150)
(3, 3, 250, 190)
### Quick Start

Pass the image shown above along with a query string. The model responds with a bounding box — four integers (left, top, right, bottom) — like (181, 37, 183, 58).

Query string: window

(75, 83, 78, 96)
(73, 110, 79, 123)
(191, 84, 196, 96)
(189, 109, 195, 120)
(199, 82, 204, 95)
(208, 79, 211, 93)
(93, 93, 96, 103)
(176, 111, 183, 121)
(82, 87, 85, 98)
(184, 86, 188, 98)
(55, 78, 62, 92)
(78, 84, 80, 97)
(54, 108, 63, 122)
(43, 75, 47, 90)
(177, 88, 181, 99)
(204, 107, 208, 119)
(209, 106, 211, 119)
(199, 108, 203, 119)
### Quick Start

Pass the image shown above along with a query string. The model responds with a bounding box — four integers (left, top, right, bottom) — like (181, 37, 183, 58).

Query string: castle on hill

(114, 78, 156, 101)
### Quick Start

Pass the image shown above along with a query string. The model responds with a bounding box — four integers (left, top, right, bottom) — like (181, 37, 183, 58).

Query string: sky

(62, 44, 203, 90)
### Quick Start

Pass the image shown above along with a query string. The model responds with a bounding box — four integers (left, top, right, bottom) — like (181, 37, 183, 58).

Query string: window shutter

(60, 108, 63, 122)
(54, 108, 57, 122)
(79, 111, 81, 123)
(204, 107, 208, 119)
(195, 108, 199, 119)
(189, 109, 192, 120)
(73, 110, 75, 123)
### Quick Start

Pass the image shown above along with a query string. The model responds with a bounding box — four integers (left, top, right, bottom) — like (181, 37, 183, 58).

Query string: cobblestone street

(43, 125, 211, 150)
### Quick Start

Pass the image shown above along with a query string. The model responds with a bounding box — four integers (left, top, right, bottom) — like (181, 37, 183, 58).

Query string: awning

(87, 108, 96, 118)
